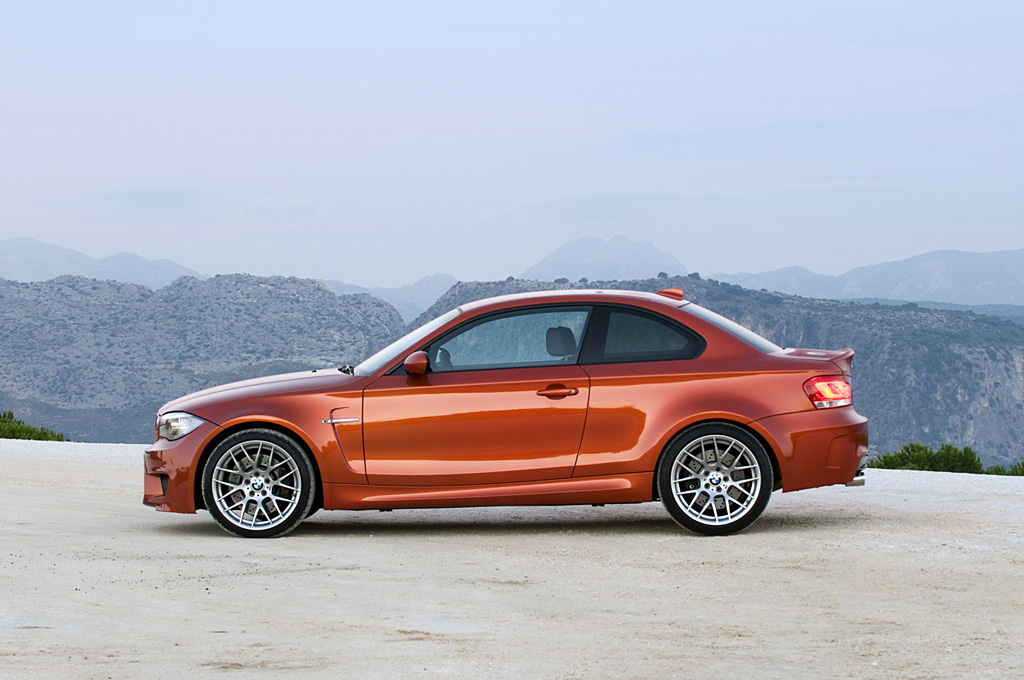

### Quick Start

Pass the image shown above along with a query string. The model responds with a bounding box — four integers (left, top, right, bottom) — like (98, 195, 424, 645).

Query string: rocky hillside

(417, 276, 1024, 468)
(6, 271, 1023, 467)
(0, 275, 405, 443)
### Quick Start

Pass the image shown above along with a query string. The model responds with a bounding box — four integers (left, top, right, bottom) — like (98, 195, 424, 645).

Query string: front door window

(426, 307, 590, 372)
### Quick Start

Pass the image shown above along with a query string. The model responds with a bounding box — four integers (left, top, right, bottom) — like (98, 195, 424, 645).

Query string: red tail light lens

(803, 376, 852, 409)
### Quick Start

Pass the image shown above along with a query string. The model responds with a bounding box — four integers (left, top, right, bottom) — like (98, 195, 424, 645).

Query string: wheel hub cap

(210, 440, 302, 530)
(669, 434, 762, 526)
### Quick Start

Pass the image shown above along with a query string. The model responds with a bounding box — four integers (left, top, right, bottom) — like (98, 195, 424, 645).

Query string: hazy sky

(2, 2, 1022, 286)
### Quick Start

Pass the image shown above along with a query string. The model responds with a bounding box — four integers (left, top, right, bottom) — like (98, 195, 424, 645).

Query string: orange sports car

(144, 288, 868, 538)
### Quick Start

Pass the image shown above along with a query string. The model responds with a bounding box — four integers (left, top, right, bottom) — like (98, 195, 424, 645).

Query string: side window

(427, 307, 590, 372)
(582, 307, 700, 364)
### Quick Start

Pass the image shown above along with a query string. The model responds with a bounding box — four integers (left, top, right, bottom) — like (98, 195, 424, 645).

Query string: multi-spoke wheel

(201, 429, 315, 538)
(657, 423, 773, 535)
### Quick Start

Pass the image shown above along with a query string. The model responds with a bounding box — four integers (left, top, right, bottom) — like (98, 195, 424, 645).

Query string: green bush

(984, 460, 1024, 476)
(871, 442, 1022, 475)
(932, 443, 983, 473)
(0, 410, 66, 441)
(869, 442, 982, 473)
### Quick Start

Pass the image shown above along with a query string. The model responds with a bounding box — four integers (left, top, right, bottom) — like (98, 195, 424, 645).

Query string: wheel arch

(651, 418, 783, 501)
(193, 420, 324, 512)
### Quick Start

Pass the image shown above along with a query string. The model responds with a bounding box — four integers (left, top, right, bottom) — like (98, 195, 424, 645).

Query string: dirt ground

(1, 439, 1022, 679)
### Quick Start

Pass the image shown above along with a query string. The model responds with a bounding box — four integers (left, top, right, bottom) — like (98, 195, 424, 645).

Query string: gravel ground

(1, 439, 1022, 679)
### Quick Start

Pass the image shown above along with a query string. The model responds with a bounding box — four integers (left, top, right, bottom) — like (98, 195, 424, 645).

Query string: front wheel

(201, 429, 315, 538)
(657, 423, 773, 536)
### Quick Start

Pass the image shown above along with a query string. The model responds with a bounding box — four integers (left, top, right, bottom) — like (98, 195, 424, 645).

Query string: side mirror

(403, 350, 429, 375)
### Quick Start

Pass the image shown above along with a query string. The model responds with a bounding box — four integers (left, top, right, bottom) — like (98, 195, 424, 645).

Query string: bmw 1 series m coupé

(144, 288, 868, 537)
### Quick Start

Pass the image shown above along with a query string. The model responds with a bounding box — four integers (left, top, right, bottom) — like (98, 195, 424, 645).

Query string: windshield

(683, 302, 782, 353)
(354, 308, 461, 376)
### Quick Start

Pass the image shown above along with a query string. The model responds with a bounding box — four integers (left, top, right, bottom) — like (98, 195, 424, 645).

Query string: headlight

(157, 412, 206, 441)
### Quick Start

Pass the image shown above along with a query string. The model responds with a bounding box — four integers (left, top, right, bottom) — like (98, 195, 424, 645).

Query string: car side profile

(144, 288, 869, 538)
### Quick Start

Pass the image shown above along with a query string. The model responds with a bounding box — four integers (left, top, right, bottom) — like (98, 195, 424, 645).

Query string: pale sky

(2, 1, 1022, 286)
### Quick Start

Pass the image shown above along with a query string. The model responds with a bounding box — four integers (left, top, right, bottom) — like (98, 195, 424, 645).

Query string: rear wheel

(657, 423, 773, 536)
(201, 429, 315, 538)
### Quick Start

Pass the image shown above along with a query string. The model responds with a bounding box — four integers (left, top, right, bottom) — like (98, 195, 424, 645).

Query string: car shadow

(296, 516, 683, 537)
(751, 511, 879, 534)
(151, 506, 877, 538)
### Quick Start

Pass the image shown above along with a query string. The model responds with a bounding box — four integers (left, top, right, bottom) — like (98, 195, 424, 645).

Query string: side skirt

(323, 473, 654, 510)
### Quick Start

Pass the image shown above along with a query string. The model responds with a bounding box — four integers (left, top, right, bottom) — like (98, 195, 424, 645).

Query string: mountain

(323, 273, 457, 323)
(522, 235, 686, 282)
(416, 275, 1024, 469)
(7, 268, 1024, 468)
(715, 249, 1024, 305)
(0, 238, 204, 288)
(0, 275, 405, 443)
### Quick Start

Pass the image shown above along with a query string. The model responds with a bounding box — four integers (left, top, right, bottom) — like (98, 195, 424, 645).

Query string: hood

(160, 368, 367, 418)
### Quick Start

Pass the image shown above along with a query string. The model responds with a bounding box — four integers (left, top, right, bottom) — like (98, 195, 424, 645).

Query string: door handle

(537, 386, 579, 398)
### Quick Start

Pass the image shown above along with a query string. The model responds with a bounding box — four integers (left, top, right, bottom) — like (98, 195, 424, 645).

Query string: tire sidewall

(657, 422, 773, 536)
(201, 428, 316, 538)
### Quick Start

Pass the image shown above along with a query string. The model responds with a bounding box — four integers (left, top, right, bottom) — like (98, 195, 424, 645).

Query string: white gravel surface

(1, 438, 1023, 679)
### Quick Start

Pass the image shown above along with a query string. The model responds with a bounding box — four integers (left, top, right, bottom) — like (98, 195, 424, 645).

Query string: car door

(573, 305, 706, 477)
(362, 306, 592, 486)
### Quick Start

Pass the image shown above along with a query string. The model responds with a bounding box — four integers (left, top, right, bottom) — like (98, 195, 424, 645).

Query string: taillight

(803, 376, 852, 409)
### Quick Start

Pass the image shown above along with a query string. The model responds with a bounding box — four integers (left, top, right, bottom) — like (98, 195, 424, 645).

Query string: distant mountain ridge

(323, 273, 456, 322)
(0, 275, 405, 443)
(0, 238, 204, 288)
(522, 235, 686, 282)
(714, 249, 1024, 305)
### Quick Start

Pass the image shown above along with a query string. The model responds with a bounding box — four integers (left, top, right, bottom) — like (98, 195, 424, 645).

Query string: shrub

(869, 442, 982, 473)
(991, 460, 1024, 476)
(0, 410, 66, 441)
(932, 444, 983, 474)
(871, 442, 1024, 475)
(869, 442, 935, 471)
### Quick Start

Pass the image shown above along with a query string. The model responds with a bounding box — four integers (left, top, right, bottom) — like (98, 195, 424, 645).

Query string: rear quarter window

(682, 303, 782, 353)
(580, 306, 703, 364)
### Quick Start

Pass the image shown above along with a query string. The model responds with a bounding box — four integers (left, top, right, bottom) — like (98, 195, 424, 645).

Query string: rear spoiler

(830, 348, 855, 376)
(781, 347, 855, 375)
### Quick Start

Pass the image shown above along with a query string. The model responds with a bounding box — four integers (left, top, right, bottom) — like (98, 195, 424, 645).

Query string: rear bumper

(749, 407, 869, 492)
(143, 421, 221, 513)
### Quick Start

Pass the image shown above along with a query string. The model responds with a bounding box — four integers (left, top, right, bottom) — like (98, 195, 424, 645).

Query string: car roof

(457, 289, 684, 315)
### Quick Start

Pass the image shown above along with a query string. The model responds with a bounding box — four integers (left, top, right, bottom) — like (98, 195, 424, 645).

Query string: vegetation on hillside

(0, 275, 407, 443)
(870, 442, 1024, 475)
(0, 410, 66, 441)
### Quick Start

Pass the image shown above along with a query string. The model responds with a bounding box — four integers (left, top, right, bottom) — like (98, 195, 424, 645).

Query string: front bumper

(143, 420, 221, 513)
(750, 406, 869, 493)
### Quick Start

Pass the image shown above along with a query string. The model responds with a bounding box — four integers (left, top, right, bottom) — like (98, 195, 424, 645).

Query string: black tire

(657, 422, 773, 536)
(201, 428, 316, 538)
